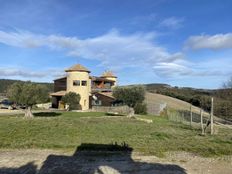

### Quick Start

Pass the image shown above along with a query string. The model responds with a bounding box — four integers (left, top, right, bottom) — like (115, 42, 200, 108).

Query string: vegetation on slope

(145, 84, 232, 120)
(0, 79, 53, 94)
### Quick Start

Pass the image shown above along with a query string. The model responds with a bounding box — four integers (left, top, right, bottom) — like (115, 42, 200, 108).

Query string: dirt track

(0, 109, 24, 115)
(0, 149, 231, 174)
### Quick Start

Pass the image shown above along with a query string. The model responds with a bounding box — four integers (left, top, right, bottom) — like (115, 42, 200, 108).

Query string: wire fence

(165, 105, 232, 134)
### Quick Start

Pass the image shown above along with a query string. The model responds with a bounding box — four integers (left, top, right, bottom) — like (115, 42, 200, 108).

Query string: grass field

(0, 111, 231, 157)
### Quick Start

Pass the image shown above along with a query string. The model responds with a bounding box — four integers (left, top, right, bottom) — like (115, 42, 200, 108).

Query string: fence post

(190, 105, 192, 127)
(200, 109, 204, 135)
(182, 112, 184, 123)
(210, 97, 214, 135)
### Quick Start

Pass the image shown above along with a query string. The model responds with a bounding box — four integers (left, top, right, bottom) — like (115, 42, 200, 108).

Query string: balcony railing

(91, 86, 112, 92)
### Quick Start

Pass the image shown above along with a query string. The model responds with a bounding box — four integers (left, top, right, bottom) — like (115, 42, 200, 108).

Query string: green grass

(0, 111, 231, 157)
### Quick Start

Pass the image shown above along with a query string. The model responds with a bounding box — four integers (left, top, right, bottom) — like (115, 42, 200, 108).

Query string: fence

(166, 102, 232, 135)
(145, 102, 167, 115)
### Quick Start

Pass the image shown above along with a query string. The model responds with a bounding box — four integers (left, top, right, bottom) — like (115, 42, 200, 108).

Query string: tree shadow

(0, 162, 37, 174)
(33, 112, 62, 117)
(0, 143, 187, 174)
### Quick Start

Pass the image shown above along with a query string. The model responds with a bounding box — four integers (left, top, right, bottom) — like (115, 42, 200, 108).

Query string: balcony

(91, 85, 112, 92)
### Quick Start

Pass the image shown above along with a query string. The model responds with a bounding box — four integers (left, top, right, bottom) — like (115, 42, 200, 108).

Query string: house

(50, 64, 117, 110)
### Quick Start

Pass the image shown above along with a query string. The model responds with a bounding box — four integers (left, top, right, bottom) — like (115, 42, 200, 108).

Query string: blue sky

(0, 0, 232, 89)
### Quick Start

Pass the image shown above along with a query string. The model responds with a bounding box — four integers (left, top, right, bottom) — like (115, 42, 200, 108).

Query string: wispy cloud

(153, 59, 232, 78)
(0, 67, 64, 79)
(0, 29, 183, 71)
(185, 33, 232, 50)
(153, 62, 192, 77)
(0, 68, 46, 78)
(159, 17, 184, 29)
(0, 29, 230, 79)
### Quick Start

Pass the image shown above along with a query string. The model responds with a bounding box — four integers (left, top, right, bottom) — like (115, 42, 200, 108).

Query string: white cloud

(0, 29, 183, 71)
(160, 17, 184, 29)
(153, 59, 231, 78)
(185, 33, 232, 50)
(153, 62, 192, 77)
(0, 67, 64, 79)
(0, 29, 230, 79)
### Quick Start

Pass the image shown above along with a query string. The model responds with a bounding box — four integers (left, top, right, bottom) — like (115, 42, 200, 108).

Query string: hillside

(0, 79, 53, 94)
(145, 92, 203, 113)
(145, 92, 199, 111)
(144, 83, 232, 120)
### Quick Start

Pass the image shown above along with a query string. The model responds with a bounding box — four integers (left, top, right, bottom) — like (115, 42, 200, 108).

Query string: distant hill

(0, 79, 53, 94)
(124, 83, 231, 119)
(143, 83, 232, 120)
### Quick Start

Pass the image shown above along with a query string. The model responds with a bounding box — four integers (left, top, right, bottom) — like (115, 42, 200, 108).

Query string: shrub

(113, 86, 145, 107)
(134, 103, 147, 115)
(61, 92, 81, 110)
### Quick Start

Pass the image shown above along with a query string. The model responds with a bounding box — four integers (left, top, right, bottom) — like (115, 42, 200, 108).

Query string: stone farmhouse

(51, 64, 117, 110)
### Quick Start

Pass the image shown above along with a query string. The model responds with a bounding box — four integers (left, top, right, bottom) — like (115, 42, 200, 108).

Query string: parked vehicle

(17, 104, 26, 109)
(0, 99, 16, 110)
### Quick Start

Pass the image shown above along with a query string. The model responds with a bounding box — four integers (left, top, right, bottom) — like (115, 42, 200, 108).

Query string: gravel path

(0, 149, 231, 174)
(0, 109, 24, 115)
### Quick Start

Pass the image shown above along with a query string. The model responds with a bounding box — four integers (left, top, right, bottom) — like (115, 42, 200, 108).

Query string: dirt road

(0, 149, 231, 174)
(0, 109, 24, 115)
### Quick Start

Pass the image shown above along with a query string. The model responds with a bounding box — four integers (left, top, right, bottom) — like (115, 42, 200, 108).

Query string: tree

(113, 86, 146, 114)
(7, 82, 49, 118)
(61, 92, 81, 111)
(223, 76, 232, 88)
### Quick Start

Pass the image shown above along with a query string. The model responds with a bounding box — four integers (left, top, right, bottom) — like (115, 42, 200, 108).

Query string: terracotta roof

(53, 76, 67, 81)
(50, 90, 67, 96)
(90, 76, 114, 82)
(101, 71, 117, 78)
(65, 64, 90, 73)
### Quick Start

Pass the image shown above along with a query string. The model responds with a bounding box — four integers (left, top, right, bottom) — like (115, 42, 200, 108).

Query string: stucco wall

(66, 71, 90, 110)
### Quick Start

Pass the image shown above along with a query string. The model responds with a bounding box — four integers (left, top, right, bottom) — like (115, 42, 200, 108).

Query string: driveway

(0, 109, 24, 115)
(0, 149, 231, 174)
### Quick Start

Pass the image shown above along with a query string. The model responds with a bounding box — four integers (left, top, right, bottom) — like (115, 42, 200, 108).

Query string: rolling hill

(0, 79, 53, 94)
(145, 92, 200, 112)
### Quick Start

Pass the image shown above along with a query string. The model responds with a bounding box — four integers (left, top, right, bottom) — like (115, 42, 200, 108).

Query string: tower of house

(65, 64, 91, 110)
(101, 71, 117, 87)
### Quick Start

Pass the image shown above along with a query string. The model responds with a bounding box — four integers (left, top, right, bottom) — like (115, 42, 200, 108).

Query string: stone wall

(92, 105, 132, 115)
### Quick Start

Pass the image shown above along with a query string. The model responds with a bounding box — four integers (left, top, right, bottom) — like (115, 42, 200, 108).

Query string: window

(92, 100, 102, 106)
(73, 80, 80, 86)
(81, 80, 87, 86)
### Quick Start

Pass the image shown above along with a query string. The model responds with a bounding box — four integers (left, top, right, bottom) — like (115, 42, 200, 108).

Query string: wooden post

(210, 97, 214, 135)
(190, 105, 192, 127)
(200, 109, 204, 135)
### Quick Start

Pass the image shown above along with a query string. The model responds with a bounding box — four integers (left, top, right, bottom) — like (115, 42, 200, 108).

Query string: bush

(134, 103, 147, 115)
(113, 86, 147, 115)
(61, 92, 81, 110)
(113, 86, 145, 107)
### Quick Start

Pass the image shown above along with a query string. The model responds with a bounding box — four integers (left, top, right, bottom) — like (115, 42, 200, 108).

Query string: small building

(51, 64, 117, 110)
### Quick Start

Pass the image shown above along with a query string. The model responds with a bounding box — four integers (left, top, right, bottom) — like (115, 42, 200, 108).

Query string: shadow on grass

(106, 112, 125, 116)
(33, 112, 62, 117)
(0, 143, 187, 174)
